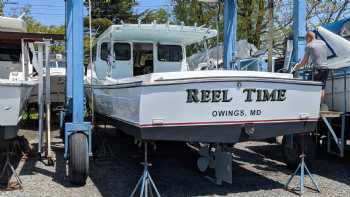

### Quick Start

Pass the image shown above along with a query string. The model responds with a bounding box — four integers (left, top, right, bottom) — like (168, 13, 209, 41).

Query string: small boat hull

(29, 74, 65, 105)
(0, 80, 35, 140)
(325, 74, 350, 112)
(87, 72, 322, 143)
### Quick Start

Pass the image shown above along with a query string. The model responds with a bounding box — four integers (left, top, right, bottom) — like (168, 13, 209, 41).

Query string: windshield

(0, 48, 20, 62)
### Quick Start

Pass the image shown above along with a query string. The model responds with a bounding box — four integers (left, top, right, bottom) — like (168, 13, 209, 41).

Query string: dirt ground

(1, 123, 350, 197)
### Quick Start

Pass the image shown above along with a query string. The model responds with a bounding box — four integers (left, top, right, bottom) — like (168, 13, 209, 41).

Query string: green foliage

(138, 8, 169, 24)
(91, 0, 137, 23)
(0, 0, 3, 16)
(24, 16, 65, 54)
(84, 17, 112, 36)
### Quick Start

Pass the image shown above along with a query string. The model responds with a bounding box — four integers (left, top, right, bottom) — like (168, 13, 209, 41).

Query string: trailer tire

(68, 133, 89, 186)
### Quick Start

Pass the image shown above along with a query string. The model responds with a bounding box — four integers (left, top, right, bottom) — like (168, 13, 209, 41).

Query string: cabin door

(110, 42, 133, 79)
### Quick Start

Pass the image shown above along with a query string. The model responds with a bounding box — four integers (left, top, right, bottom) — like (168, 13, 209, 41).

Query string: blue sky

(3, 0, 171, 26)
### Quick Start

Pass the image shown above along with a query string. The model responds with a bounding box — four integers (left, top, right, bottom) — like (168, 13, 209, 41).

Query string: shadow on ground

(88, 126, 286, 197)
(248, 142, 350, 186)
(15, 120, 350, 197)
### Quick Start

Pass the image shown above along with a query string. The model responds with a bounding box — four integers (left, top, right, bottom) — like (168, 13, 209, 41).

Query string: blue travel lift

(59, 0, 322, 191)
(61, 0, 92, 185)
(224, 0, 320, 194)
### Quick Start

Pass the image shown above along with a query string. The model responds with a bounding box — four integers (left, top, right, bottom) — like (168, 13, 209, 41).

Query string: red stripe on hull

(140, 118, 319, 128)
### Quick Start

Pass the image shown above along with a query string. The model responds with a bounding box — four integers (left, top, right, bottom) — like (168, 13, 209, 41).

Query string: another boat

(28, 54, 66, 107)
(0, 16, 36, 141)
(315, 26, 350, 112)
(86, 24, 322, 143)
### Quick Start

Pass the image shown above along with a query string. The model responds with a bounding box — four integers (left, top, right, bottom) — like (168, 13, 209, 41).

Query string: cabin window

(100, 42, 110, 61)
(92, 45, 97, 61)
(114, 43, 131, 61)
(0, 48, 20, 62)
(158, 44, 182, 62)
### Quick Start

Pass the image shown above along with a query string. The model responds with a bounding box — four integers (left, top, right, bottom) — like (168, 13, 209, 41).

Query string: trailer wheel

(282, 134, 317, 170)
(68, 133, 89, 186)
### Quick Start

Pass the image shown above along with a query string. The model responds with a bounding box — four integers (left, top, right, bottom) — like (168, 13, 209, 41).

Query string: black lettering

(218, 110, 226, 116)
(243, 89, 255, 102)
(277, 90, 287, 101)
(240, 110, 245, 116)
(212, 111, 218, 117)
(201, 90, 211, 102)
(257, 110, 261, 115)
(263, 89, 277, 101)
(228, 110, 233, 116)
(212, 90, 222, 102)
(186, 89, 199, 103)
(256, 89, 264, 102)
(250, 110, 256, 115)
(222, 90, 233, 102)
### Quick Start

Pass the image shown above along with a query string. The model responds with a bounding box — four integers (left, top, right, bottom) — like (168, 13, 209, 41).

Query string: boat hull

(325, 74, 350, 112)
(0, 80, 35, 140)
(29, 74, 65, 105)
(87, 76, 322, 143)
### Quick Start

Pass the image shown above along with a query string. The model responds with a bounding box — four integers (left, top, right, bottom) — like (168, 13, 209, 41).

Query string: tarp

(187, 40, 258, 70)
(316, 26, 350, 69)
(323, 17, 350, 38)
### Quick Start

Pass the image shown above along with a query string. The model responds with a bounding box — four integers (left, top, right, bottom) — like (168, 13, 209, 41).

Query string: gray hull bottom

(98, 114, 317, 143)
(0, 126, 18, 141)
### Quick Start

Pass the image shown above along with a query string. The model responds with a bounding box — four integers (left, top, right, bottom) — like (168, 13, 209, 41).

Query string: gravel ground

(1, 123, 350, 197)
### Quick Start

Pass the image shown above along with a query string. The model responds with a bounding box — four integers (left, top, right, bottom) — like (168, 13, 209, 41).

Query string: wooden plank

(320, 111, 342, 118)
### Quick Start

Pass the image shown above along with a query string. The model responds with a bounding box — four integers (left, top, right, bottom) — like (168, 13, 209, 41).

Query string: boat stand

(285, 135, 320, 195)
(320, 111, 346, 157)
(130, 142, 161, 197)
(0, 144, 22, 188)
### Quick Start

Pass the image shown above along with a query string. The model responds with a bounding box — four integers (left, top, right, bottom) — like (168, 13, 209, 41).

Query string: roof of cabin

(0, 16, 27, 32)
(0, 31, 64, 44)
(97, 24, 217, 45)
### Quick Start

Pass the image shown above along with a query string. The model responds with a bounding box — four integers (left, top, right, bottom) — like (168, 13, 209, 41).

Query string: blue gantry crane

(60, 0, 310, 187)
(62, 0, 92, 185)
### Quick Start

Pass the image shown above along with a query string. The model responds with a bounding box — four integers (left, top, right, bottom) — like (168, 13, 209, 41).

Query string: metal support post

(37, 43, 45, 156)
(44, 40, 54, 165)
(292, 0, 306, 63)
(64, 0, 91, 159)
(64, 0, 91, 185)
(223, 0, 237, 70)
(322, 115, 345, 157)
(130, 142, 161, 197)
(285, 134, 320, 195)
(66, 0, 73, 108)
(285, 155, 320, 194)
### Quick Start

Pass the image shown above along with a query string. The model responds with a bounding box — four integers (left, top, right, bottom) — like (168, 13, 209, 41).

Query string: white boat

(0, 16, 36, 141)
(86, 24, 322, 143)
(0, 16, 27, 32)
(28, 54, 66, 106)
(315, 26, 350, 112)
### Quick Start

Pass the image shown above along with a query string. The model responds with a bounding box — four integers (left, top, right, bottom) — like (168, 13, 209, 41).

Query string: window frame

(157, 44, 183, 62)
(100, 42, 110, 61)
(113, 42, 131, 61)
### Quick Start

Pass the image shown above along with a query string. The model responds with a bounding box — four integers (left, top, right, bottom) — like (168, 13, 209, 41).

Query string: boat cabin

(93, 24, 217, 79)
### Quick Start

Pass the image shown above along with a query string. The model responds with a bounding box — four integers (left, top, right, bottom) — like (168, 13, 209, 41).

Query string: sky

(3, 0, 172, 26)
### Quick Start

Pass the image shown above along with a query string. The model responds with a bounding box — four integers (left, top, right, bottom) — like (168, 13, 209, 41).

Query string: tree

(138, 8, 169, 24)
(174, 0, 350, 59)
(0, 0, 3, 16)
(173, 0, 266, 49)
(91, 0, 137, 24)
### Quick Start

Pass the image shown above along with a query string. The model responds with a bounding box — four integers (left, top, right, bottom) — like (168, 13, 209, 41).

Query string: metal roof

(0, 31, 64, 44)
(97, 24, 217, 45)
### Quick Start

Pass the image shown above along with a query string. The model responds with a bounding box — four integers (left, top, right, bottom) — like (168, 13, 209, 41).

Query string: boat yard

(0, 126, 348, 197)
(1, 0, 350, 197)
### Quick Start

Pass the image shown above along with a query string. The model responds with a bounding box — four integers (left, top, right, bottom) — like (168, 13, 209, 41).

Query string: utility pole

(268, 0, 274, 72)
